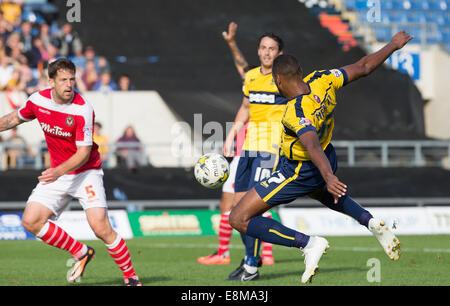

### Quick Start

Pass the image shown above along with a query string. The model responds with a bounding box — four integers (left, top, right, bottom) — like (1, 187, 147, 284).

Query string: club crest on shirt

(66, 116, 74, 126)
(314, 95, 321, 103)
(299, 117, 312, 126)
(330, 69, 342, 78)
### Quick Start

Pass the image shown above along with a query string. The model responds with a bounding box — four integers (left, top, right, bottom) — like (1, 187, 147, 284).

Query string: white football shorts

(222, 156, 240, 194)
(27, 169, 108, 219)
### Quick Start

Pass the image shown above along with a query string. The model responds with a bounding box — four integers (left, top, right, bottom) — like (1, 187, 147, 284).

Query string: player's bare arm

(38, 145, 92, 184)
(0, 111, 25, 132)
(299, 130, 347, 203)
(223, 96, 249, 157)
(222, 21, 248, 80)
(341, 30, 413, 84)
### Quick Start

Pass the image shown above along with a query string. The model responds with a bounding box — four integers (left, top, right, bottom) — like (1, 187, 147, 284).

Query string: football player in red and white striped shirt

(0, 58, 141, 286)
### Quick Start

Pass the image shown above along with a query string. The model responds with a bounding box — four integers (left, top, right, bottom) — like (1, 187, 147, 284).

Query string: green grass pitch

(0, 235, 449, 286)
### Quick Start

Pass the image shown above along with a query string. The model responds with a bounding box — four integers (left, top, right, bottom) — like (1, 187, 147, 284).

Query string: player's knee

(21, 215, 43, 235)
(229, 209, 248, 233)
(91, 223, 113, 241)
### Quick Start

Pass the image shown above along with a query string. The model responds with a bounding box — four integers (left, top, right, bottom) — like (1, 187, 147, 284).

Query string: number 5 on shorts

(85, 185, 96, 199)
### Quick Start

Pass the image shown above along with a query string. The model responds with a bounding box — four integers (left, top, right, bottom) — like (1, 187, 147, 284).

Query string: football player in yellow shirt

(222, 32, 287, 281)
(228, 30, 413, 283)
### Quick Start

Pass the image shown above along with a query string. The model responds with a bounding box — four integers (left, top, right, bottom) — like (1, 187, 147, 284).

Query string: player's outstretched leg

(261, 211, 275, 265)
(368, 218, 401, 260)
(301, 236, 329, 283)
(315, 190, 401, 261)
(230, 188, 328, 284)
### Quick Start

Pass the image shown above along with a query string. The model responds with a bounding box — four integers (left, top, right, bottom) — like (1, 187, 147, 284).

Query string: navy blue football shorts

(254, 143, 337, 206)
(234, 150, 279, 193)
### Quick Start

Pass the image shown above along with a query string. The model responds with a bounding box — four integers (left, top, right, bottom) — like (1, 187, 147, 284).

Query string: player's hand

(390, 30, 414, 50)
(222, 21, 238, 43)
(38, 168, 62, 185)
(325, 174, 347, 204)
(222, 136, 234, 157)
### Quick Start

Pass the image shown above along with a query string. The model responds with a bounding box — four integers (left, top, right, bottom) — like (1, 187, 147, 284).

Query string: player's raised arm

(341, 30, 413, 85)
(223, 96, 249, 157)
(222, 21, 249, 81)
(0, 111, 25, 132)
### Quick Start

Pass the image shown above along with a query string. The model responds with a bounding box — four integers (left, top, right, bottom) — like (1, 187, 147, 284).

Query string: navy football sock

(240, 233, 261, 266)
(320, 192, 373, 228)
(246, 216, 310, 249)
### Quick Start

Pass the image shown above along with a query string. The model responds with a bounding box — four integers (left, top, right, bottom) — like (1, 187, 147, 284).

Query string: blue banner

(387, 51, 420, 81)
(0, 213, 34, 240)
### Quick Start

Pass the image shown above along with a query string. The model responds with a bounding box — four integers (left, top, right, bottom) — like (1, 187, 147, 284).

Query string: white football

(194, 153, 230, 189)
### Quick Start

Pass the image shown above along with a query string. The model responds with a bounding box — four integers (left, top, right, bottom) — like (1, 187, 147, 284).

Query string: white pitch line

(144, 243, 450, 253)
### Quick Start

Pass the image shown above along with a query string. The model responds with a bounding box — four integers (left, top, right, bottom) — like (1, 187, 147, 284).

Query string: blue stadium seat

(408, 11, 426, 24)
(398, 0, 412, 10)
(425, 28, 443, 44)
(389, 11, 409, 23)
(392, 0, 407, 10)
(380, 0, 394, 10)
(374, 26, 391, 41)
(355, 0, 368, 9)
(442, 27, 450, 42)
(428, 0, 448, 11)
(344, 0, 356, 10)
(426, 11, 446, 25)
(410, 0, 430, 10)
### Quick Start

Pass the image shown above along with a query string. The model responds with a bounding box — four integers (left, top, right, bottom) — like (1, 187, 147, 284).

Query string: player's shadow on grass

(263, 266, 366, 281)
(77, 276, 170, 286)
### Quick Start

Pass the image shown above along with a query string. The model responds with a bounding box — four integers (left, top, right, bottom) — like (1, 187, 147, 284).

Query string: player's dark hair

(272, 54, 302, 77)
(258, 32, 284, 52)
(48, 58, 76, 79)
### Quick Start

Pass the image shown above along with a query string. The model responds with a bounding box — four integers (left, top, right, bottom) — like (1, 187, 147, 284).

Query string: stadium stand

(342, 0, 450, 50)
(50, 0, 427, 140)
(0, 0, 447, 201)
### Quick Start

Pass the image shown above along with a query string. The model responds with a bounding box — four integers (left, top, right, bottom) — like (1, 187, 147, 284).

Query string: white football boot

(368, 218, 401, 261)
(301, 236, 330, 284)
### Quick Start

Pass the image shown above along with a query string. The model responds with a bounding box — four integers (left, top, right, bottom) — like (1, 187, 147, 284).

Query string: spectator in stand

(0, 18, 13, 43)
(45, 43, 59, 64)
(93, 122, 109, 166)
(97, 56, 110, 74)
(115, 125, 144, 172)
(19, 21, 34, 54)
(118, 73, 135, 91)
(0, 0, 23, 28)
(39, 23, 52, 49)
(81, 59, 98, 91)
(0, 55, 14, 90)
(33, 37, 48, 62)
(25, 72, 47, 95)
(0, 37, 5, 59)
(93, 71, 117, 93)
(5, 126, 33, 169)
(58, 23, 82, 57)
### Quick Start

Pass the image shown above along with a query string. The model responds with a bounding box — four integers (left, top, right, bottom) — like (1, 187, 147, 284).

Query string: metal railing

(1, 139, 450, 170)
(1, 197, 449, 212)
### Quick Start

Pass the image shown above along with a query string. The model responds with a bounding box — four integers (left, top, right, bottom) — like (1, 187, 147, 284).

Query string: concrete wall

(0, 91, 201, 167)
(369, 43, 450, 139)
